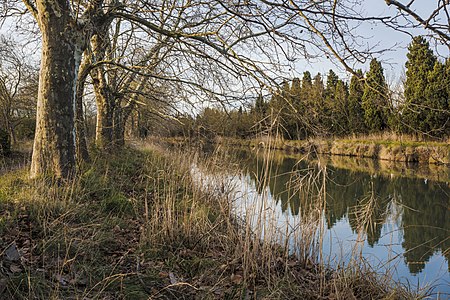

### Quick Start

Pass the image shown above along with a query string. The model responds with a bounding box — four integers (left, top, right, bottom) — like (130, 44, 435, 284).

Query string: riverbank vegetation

(165, 37, 449, 143)
(0, 143, 422, 299)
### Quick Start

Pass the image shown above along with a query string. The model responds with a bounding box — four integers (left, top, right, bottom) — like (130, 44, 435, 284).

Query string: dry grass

(0, 141, 424, 299)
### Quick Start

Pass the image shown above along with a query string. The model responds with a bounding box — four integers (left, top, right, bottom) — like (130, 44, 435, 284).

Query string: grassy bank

(0, 143, 421, 299)
(216, 136, 450, 165)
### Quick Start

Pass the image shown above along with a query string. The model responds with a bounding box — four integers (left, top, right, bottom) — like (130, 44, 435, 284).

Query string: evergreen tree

(332, 80, 349, 135)
(269, 81, 293, 138)
(312, 73, 325, 104)
(424, 61, 449, 137)
(323, 69, 339, 134)
(302, 71, 312, 90)
(362, 59, 389, 133)
(269, 82, 288, 114)
(254, 94, 268, 116)
(288, 78, 303, 139)
(348, 70, 366, 134)
(299, 72, 313, 138)
(403, 36, 437, 135)
(290, 77, 302, 108)
(325, 69, 339, 101)
(310, 73, 325, 135)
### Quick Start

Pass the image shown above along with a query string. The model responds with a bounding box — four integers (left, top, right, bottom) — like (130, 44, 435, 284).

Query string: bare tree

(7, 0, 391, 178)
(385, 0, 450, 49)
(0, 36, 36, 144)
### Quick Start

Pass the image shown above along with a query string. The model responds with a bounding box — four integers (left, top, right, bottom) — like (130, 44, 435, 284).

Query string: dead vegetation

(0, 143, 423, 299)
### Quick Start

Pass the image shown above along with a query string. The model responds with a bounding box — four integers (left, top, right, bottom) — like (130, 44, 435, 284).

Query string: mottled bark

(30, 0, 81, 178)
(75, 56, 90, 162)
(91, 28, 115, 151)
(94, 86, 114, 150)
(112, 77, 148, 146)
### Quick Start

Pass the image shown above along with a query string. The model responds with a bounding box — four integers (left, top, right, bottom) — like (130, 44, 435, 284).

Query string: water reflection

(232, 148, 449, 292)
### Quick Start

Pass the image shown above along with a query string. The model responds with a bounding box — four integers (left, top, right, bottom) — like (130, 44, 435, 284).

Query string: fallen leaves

(230, 273, 243, 285)
(4, 243, 20, 262)
(1, 242, 24, 276)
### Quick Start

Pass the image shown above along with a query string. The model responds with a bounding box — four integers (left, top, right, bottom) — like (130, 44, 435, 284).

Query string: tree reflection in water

(234, 149, 449, 274)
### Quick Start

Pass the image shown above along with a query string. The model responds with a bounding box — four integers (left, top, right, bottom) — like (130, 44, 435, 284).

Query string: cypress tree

(323, 69, 339, 134)
(290, 77, 302, 109)
(311, 73, 325, 135)
(424, 61, 449, 137)
(286, 78, 302, 139)
(299, 72, 313, 138)
(269, 81, 294, 138)
(332, 80, 349, 135)
(325, 69, 339, 101)
(302, 71, 312, 88)
(403, 36, 437, 135)
(254, 94, 268, 116)
(348, 70, 366, 134)
(362, 59, 389, 133)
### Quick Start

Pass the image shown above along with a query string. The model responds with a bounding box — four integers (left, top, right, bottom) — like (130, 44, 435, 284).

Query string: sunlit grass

(0, 141, 426, 299)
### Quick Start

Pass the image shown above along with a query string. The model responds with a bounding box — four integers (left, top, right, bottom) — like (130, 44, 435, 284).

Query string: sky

(0, 1, 446, 87)
(290, 0, 444, 82)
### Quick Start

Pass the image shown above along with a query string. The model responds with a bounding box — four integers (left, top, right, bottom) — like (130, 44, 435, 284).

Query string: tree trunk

(91, 30, 115, 151)
(75, 57, 90, 162)
(113, 107, 125, 147)
(30, 1, 81, 178)
(94, 81, 114, 151)
(113, 100, 136, 147)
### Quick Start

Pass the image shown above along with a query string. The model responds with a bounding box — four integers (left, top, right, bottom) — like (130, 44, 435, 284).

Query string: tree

(347, 70, 366, 134)
(311, 73, 326, 135)
(362, 59, 389, 133)
(424, 61, 449, 137)
(19, 0, 111, 178)
(254, 94, 268, 116)
(325, 69, 339, 102)
(0, 36, 36, 144)
(288, 77, 302, 139)
(332, 80, 349, 135)
(268, 81, 295, 139)
(402, 36, 438, 136)
(385, 0, 450, 49)
(322, 70, 339, 134)
(0, 127, 10, 156)
(5, 0, 393, 178)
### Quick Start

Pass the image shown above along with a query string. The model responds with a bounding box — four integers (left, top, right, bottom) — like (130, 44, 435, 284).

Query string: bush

(0, 128, 11, 156)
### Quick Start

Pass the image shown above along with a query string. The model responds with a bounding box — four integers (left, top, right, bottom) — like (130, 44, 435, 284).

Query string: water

(202, 147, 450, 297)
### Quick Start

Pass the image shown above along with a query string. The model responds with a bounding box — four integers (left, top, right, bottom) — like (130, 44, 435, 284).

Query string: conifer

(362, 59, 389, 133)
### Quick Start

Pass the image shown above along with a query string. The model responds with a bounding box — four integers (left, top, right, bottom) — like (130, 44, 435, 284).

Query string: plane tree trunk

(75, 56, 90, 162)
(91, 27, 115, 151)
(30, 0, 82, 178)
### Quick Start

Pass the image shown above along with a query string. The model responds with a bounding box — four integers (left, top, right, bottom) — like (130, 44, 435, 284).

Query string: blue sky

(0, 0, 445, 85)
(291, 1, 441, 82)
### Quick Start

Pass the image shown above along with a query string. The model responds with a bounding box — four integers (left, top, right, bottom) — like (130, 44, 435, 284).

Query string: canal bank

(217, 137, 450, 165)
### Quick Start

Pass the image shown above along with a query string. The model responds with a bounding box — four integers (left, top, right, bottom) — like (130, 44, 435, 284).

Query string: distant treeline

(168, 36, 449, 140)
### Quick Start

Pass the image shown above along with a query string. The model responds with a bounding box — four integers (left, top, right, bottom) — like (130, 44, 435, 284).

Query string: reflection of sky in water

(191, 155, 450, 297)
